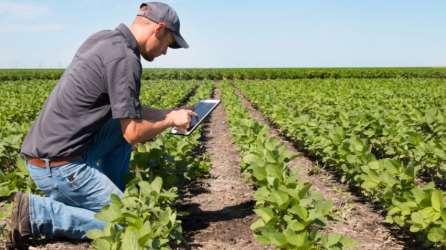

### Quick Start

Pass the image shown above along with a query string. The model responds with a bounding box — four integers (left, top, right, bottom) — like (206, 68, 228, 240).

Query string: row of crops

(237, 78, 446, 248)
(1, 67, 446, 81)
(220, 82, 355, 249)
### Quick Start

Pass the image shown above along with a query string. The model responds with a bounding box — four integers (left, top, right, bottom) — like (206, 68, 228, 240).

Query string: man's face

(141, 25, 174, 62)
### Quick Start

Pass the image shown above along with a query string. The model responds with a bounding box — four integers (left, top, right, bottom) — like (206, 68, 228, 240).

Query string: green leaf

(431, 190, 443, 212)
(96, 203, 122, 223)
(252, 165, 267, 181)
(122, 227, 140, 250)
(427, 227, 446, 243)
(92, 239, 114, 250)
(250, 218, 266, 231)
(243, 153, 262, 165)
(254, 207, 275, 223)
(254, 187, 270, 202)
(150, 177, 163, 194)
(86, 229, 106, 240)
(266, 231, 287, 247)
(284, 228, 306, 247)
(266, 176, 277, 187)
(287, 219, 306, 232)
(410, 207, 440, 232)
(271, 189, 289, 207)
(350, 137, 364, 152)
(138, 221, 153, 246)
(441, 209, 446, 222)
(138, 181, 152, 197)
(288, 204, 308, 221)
(326, 233, 342, 246)
(340, 235, 357, 249)
(0, 185, 14, 197)
(254, 233, 271, 245)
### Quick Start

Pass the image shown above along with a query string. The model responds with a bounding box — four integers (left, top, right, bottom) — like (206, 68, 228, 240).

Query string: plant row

(241, 79, 446, 185)
(238, 79, 446, 247)
(220, 82, 354, 249)
(2, 67, 446, 81)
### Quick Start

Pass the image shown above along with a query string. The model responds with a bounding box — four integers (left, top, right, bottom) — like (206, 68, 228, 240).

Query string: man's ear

(154, 22, 168, 37)
(155, 22, 166, 32)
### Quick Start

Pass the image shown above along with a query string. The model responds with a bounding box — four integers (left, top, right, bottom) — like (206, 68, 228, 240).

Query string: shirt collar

(116, 23, 140, 56)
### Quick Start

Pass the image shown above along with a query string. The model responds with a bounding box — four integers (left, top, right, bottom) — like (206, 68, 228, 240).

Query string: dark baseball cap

(137, 2, 189, 49)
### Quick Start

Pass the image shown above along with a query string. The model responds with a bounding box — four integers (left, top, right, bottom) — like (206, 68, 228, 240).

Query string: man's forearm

(136, 107, 172, 141)
(120, 106, 194, 145)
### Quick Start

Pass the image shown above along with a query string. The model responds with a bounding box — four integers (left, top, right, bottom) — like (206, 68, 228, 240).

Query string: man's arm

(120, 106, 195, 145)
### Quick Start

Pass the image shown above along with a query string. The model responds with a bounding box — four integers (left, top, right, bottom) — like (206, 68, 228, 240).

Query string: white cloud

(0, 2, 49, 19)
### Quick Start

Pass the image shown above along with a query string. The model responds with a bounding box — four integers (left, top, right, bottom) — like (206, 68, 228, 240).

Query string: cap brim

(170, 32, 189, 49)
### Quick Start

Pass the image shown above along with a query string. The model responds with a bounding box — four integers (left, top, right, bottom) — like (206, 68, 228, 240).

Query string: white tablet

(171, 99, 220, 135)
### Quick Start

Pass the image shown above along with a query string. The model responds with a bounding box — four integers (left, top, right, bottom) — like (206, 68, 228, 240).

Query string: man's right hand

(167, 109, 197, 132)
(120, 107, 197, 145)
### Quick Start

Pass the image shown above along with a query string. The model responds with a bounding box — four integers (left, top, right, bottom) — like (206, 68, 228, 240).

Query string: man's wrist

(164, 110, 174, 128)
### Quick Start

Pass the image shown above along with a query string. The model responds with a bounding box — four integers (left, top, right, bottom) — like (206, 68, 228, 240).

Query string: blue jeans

(26, 118, 132, 240)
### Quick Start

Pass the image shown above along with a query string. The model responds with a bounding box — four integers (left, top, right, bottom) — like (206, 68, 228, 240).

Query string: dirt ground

(236, 87, 410, 250)
(179, 88, 267, 250)
(28, 241, 90, 250)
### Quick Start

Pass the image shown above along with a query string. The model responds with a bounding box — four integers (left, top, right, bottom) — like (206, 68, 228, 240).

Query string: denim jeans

(26, 118, 132, 240)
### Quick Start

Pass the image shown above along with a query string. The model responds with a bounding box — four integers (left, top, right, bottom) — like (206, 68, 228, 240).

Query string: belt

(26, 156, 83, 168)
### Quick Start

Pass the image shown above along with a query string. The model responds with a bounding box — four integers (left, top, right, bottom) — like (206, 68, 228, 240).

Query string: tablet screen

(189, 101, 217, 128)
(171, 99, 220, 135)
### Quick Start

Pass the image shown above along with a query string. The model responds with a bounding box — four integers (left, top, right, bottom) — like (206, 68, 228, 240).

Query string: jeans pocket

(60, 163, 93, 191)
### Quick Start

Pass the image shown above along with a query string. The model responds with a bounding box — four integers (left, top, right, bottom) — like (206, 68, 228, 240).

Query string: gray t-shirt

(21, 23, 143, 159)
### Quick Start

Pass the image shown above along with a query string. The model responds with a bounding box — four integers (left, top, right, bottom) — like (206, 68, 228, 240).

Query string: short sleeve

(105, 55, 143, 119)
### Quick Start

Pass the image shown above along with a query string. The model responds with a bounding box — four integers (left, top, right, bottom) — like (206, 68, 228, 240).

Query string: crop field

(0, 68, 445, 249)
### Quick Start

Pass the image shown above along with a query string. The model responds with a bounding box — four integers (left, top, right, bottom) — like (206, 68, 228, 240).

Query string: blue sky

(0, 1, 445, 68)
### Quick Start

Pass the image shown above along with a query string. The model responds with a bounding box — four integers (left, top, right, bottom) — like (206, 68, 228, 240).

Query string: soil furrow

(180, 87, 265, 250)
(28, 242, 90, 250)
(236, 88, 408, 250)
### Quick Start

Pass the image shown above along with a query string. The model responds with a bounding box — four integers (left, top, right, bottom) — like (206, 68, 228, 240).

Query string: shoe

(6, 192, 31, 250)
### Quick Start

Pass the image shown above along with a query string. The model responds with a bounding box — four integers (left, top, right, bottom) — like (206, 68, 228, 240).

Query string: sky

(0, 1, 445, 68)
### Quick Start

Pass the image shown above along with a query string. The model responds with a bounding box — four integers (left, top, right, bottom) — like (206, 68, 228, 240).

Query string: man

(8, 2, 195, 248)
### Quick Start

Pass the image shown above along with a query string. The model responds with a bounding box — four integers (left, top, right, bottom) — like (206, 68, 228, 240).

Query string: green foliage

(0, 80, 56, 168)
(87, 176, 183, 250)
(238, 78, 446, 247)
(2, 67, 446, 81)
(220, 83, 354, 249)
(0, 158, 37, 199)
(132, 81, 213, 188)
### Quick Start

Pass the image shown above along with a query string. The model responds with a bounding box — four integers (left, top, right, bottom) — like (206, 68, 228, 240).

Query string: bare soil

(179, 88, 267, 250)
(28, 241, 90, 250)
(236, 88, 409, 250)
